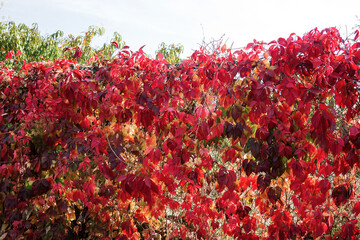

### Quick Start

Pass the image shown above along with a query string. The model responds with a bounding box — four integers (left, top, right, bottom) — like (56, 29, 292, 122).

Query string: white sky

(2, 0, 360, 58)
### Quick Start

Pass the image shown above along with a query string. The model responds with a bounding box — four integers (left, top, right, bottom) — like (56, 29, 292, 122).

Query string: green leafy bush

(0, 21, 124, 65)
(156, 42, 184, 64)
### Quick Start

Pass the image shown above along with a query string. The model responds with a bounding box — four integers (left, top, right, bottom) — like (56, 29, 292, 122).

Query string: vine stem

(105, 133, 128, 166)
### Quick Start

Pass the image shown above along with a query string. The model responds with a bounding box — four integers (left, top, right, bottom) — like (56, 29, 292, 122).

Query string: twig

(106, 134, 128, 166)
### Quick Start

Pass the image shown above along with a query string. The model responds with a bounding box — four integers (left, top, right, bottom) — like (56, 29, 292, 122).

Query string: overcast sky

(2, 0, 360, 58)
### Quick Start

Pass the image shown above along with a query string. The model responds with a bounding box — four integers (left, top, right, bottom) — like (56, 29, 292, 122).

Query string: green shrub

(0, 21, 124, 65)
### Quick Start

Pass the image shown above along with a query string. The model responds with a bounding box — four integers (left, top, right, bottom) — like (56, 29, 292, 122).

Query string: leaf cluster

(0, 21, 124, 67)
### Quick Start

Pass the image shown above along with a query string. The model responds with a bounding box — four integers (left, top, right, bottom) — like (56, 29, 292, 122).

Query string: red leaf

(226, 170, 236, 190)
(318, 163, 333, 176)
(78, 162, 86, 171)
(197, 121, 210, 141)
(121, 220, 137, 236)
(144, 177, 152, 189)
(91, 137, 101, 153)
(32, 179, 51, 196)
(138, 108, 154, 130)
(73, 47, 82, 58)
(355, 30, 360, 41)
(180, 113, 195, 126)
(195, 105, 209, 119)
(267, 186, 282, 203)
(218, 166, 228, 186)
(350, 61, 360, 70)
(72, 190, 84, 202)
(63, 47, 73, 52)
(211, 122, 224, 138)
(257, 174, 271, 192)
(318, 179, 330, 194)
(332, 184, 352, 206)
(353, 202, 360, 216)
(349, 126, 360, 138)
(277, 37, 287, 46)
(339, 221, 360, 239)
(83, 179, 96, 196)
(6, 50, 14, 60)
(4, 194, 17, 210)
(156, 52, 164, 60)
(111, 41, 119, 48)
(99, 162, 114, 180)
(351, 42, 360, 50)
(231, 105, 242, 122)
(73, 69, 83, 80)
(242, 159, 256, 176)
(148, 148, 161, 165)
(16, 49, 21, 57)
(223, 148, 236, 163)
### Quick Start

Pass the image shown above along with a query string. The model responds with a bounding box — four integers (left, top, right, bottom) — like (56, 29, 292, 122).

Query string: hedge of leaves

(1, 27, 360, 239)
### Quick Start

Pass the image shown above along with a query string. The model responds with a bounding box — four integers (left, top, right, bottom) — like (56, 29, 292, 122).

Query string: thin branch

(106, 134, 129, 166)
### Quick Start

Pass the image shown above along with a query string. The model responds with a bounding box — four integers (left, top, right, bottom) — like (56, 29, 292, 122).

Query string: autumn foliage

(1, 27, 360, 239)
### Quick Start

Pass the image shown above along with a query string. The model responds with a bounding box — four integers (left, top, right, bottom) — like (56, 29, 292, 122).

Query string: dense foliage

(0, 21, 124, 64)
(1, 27, 360, 239)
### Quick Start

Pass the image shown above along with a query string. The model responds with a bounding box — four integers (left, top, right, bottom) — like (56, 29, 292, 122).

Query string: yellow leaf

(0, 233, 7, 240)
(1, 223, 7, 232)
(138, 201, 147, 207)
(129, 202, 135, 211)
